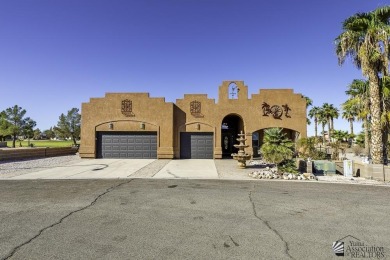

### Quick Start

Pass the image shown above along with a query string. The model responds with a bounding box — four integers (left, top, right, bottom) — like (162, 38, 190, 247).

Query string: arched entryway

(221, 114, 244, 158)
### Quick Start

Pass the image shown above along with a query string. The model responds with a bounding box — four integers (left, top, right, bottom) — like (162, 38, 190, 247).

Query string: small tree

(2, 105, 33, 148)
(33, 128, 41, 140)
(23, 118, 37, 146)
(330, 130, 349, 160)
(297, 137, 317, 159)
(43, 127, 56, 139)
(0, 111, 12, 142)
(260, 128, 294, 172)
(55, 108, 81, 145)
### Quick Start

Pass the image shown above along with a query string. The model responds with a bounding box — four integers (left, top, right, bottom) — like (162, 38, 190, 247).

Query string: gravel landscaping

(0, 155, 83, 177)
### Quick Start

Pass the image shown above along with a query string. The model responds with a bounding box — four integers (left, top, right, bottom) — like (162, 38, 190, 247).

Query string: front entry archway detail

(221, 114, 244, 158)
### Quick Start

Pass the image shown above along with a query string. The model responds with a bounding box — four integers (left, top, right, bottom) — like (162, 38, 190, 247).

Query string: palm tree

(321, 103, 339, 141)
(331, 130, 349, 142)
(330, 130, 349, 160)
(344, 79, 370, 155)
(317, 109, 328, 144)
(341, 102, 357, 135)
(336, 6, 390, 164)
(302, 95, 313, 125)
(380, 76, 390, 163)
(303, 95, 313, 108)
(260, 128, 294, 172)
(308, 106, 321, 138)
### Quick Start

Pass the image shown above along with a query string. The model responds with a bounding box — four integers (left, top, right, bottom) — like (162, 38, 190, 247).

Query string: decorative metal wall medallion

(190, 100, 203, 117)
(261, 102, 291, 119)
(270, 105, 283, 119)
(121, 99, 135, 117)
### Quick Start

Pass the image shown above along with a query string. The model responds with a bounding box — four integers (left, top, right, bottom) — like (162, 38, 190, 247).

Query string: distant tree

(43, 127, 56, 139)
(341, 103, 357, 136)
(33, 128, 41, 140)
(355, 131, 365, 148)
(54, 114, 69, 140)
(23, 118, 37, 146)
(308, 106, 321, 138)
(331, 130, 349, 142)
(2, 105, 34, 148)
(330, 130, 349, 160)
(297, 137, 317, 159)
(321, 103, 339, 140)
(318, 109, 328, 144)
(0, 111, 12, 141)
(55, 108, 81, 145)
(296, 137, 326, 160)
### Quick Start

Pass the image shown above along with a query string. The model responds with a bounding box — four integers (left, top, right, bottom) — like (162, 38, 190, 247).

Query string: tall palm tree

(330, 106, 339, 133)
(342, 102, 357, 135)
(336, 6, 390, 164)
(380, 76, 390, 163)
(308, 106, 321, 137)
(321, 103, 339, 141)
(344, 79, 370, 155)
(318, 109, 328, 144)
(303, 95, 313, 125)
(303, 95, 313, 108)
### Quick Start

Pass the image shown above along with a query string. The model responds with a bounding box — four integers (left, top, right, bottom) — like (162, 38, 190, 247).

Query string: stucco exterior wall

(79, 93, 175, 158)
(174, 81, 307, 158)
(80, 81, 307, 159)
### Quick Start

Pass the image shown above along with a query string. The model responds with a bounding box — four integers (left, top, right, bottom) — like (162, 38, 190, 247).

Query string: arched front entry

(252, 127, 300, 158)
(221, 114, 244, 158)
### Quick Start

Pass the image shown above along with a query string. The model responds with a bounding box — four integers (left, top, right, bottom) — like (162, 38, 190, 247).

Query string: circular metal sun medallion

(270, 105, 283, 119)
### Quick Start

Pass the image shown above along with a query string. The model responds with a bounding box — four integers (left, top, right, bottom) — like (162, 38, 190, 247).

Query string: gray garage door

(180, 132, 213, 159)
(97, 132, 157, 159)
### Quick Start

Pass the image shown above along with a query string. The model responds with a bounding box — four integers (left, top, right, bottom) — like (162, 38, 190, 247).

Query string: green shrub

(278, 159, 299, 174)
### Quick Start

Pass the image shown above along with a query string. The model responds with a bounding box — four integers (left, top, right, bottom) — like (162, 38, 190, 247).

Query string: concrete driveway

(153, 159, 218, 179)
(3, 159, 220, 180)
(7, 159, 157, 179)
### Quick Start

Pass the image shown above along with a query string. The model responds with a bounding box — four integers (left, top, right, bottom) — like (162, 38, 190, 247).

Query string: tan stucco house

(79, 81, 307, 159)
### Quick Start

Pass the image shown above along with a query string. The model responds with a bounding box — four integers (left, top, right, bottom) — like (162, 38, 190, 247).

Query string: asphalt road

(0, 179, 389, 260)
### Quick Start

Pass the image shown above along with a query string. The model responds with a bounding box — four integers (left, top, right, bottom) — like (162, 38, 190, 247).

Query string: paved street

(0, 179, 389, 260)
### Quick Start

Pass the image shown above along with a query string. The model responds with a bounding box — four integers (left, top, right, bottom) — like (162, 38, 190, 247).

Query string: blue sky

(1, 0, 388, 136)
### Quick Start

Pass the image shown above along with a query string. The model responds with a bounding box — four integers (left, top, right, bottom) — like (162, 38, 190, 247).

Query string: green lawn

(6, 140, 78, 148)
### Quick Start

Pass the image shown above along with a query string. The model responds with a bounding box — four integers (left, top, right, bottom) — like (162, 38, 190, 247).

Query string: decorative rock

(288, 173, 293, 180)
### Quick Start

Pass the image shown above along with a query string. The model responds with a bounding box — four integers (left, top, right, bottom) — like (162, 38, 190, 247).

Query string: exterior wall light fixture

(140, 122, 145, 130)
(196, 123, 200, 130)
(109, 122, 113, 130)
